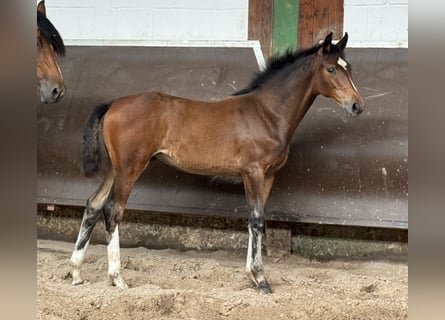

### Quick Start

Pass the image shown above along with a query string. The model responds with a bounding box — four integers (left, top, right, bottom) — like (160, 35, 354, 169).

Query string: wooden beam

(248, 0, 274, 61)
(298, 0, 343, 48)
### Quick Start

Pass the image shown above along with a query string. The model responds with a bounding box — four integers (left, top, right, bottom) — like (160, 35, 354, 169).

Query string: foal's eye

(327, 67, 336, 74)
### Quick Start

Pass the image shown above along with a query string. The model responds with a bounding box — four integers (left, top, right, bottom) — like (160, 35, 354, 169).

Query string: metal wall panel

(37, 46, 407, 229)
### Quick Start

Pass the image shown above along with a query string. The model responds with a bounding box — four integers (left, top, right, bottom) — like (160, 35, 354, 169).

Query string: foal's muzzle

(345, 102, 365, 117)
(39, 81, 66, 104)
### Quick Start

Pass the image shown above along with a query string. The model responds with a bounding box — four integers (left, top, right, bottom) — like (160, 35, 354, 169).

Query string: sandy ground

(37, 239, 407, 320)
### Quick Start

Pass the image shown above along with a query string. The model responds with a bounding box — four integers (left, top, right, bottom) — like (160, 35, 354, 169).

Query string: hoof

(110, 274, 128, 289)
(258, 280, 273, 294)
(71, 269, 84, 286)
(72, 278, 84, 286)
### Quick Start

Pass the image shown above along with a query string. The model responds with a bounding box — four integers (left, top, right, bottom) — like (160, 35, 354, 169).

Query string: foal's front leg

(246, 206, 272, 293)
(242, 170, 273, 294)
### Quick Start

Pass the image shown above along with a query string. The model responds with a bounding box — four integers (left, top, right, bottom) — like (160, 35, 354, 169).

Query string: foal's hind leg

(242, 169, 274, 294)
(102, 158, 151, 289)
(102, 195, 127, 289)
(70, 171, 114, 285)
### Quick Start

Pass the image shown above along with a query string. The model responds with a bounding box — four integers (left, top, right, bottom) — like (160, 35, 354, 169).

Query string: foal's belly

(154, 149, 241, 177)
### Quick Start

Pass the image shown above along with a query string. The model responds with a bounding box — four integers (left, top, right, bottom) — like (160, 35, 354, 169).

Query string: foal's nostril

(352, 102, 361, 114)
(52, 87, 60, 98)
(51, 85, 65, 101)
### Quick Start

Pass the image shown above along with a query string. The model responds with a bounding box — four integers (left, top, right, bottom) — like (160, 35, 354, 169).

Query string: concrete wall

(37, 206, 408, 260)
(344, 0, 408, 47)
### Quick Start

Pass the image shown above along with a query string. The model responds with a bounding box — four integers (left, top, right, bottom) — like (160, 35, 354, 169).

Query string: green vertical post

(272, 0, 299, 57)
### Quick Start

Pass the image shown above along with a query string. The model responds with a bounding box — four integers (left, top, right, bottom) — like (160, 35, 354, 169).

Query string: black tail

(232, 88, 252, 96)
(82, 102, 112, 177)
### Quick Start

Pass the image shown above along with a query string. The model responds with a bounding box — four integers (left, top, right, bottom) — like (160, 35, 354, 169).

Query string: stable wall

(42, 0, 407, 47)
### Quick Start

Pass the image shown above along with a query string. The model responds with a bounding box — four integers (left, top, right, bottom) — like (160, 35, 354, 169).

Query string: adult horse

(70, 33, 364, 294)
(37, 1, 65, 103)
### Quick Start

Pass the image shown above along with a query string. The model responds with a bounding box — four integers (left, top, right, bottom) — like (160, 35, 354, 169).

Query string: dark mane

(234, 42, 342, 95)
(37, 10, 65, 56)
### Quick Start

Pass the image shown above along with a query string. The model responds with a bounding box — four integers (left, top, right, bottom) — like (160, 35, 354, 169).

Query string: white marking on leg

(254, 232, 263, 267)
(71, 241, 89, 266)
(246, 209, 264, 286)
(107, 225, 120, 275)
(252, 209, 262, 269)
(337, 57, 348, 70)
(246, 225, 256, 284)
(107, 225, 128, 289)
(254, 229, 267, 284)
(70, 240, 90, 285)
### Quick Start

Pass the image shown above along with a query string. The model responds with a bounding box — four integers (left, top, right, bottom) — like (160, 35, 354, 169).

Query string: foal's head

(37, 1, 65, 103)
(312, 33, 364, 117)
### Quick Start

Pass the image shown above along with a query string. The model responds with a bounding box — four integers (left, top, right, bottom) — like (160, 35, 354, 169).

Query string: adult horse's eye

(327, 67, 336, 74)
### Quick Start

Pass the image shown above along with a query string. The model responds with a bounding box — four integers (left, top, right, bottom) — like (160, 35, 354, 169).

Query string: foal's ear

(322, 32, 334, 54)
(336, 32, 348, 51)
(37, 1, 46, 16)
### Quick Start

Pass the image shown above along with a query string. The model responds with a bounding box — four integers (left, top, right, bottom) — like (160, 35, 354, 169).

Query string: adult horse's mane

(37, 10, 65, 56)
(234, 40, 344, 96)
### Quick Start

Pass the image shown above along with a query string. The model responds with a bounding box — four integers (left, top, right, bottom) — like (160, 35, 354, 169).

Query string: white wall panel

(41, 0, 407, 47)
(344, 0, 408, 47)
(43, 0, 248, 43)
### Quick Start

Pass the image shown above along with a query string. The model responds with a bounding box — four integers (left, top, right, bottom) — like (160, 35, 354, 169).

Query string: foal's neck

(257, 55, 318, 142)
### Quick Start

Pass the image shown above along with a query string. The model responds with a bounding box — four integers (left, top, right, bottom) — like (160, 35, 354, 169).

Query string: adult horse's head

(312, 32, 365, 117)
(37, 1, 65, 103)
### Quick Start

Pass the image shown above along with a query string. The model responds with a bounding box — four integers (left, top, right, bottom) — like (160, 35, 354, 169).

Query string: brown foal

(70, 32, 364, 294)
